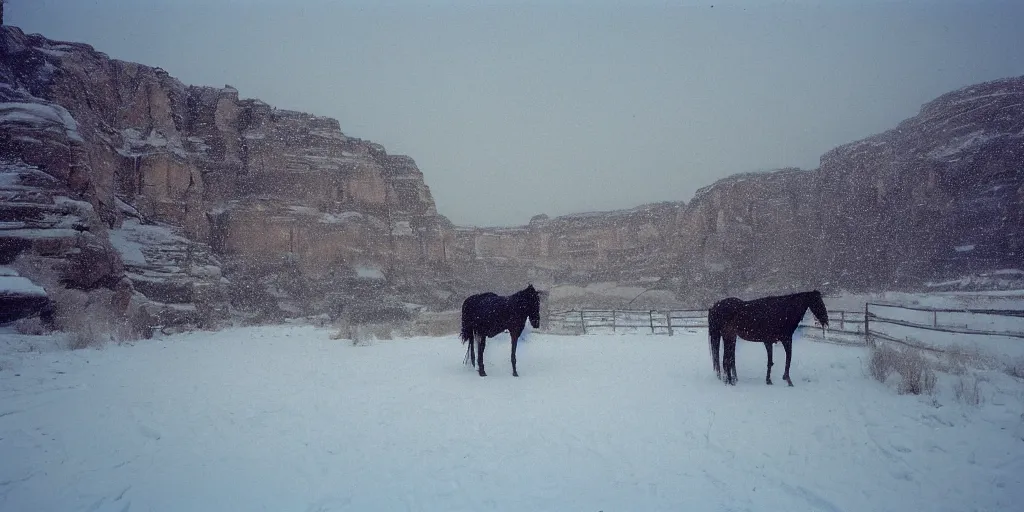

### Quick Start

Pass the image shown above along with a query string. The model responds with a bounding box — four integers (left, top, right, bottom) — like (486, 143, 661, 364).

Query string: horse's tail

(460, 301, 473, 345)
(463, 338, 474, 366)
(708, 307, 722, 380)
(461, 300, 474, 366)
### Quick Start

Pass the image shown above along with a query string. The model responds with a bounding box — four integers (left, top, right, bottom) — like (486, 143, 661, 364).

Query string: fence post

(666, 312, 673, 336)
(864, 303, 871, 346)
(649, 310, 655, 334)
(580, 310, 586, 334)
(612, 310, 616, 333)
(840, 311, 845, 331)
(933, 311, 937, 328)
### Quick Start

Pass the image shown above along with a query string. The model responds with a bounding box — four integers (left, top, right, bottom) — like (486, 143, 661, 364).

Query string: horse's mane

(511, 284, 538, 303)
(745, 290, 822, 329)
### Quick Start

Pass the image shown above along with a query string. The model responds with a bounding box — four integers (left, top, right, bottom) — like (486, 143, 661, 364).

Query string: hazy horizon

(9, 0, 1024, 226)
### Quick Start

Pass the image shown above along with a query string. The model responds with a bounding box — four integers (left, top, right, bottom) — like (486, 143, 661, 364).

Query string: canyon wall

(2, 24, 1021, 333)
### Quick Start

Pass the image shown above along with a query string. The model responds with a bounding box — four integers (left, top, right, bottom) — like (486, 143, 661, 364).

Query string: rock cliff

(454, 78, 1024, 307)
(2, 24, 1021, 331)
(0, 26, 455, 330)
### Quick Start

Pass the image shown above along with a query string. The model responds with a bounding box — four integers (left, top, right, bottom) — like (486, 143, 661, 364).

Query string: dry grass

(12, 254, 141, 349)
(13, 316, 50, 336)
(406, 310, 460, 337)
(329, 309, 460, 346)
(869, 344, 900, 383)
(51, 287, 134, 350)
(1004, 357, 1024, 380)
(330, 321, 399, 346)
(952, 374, 984, 406)
(897, 349, 937, 395)
(938, 344, 980, 375)
(868, 343, 937, 395)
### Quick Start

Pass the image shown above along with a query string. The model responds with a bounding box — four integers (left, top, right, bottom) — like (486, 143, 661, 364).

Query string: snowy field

(2, 325, 1024, 511)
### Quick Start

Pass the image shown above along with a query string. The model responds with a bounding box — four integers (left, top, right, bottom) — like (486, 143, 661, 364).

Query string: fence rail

(547, 302, 1024, 357)
(547, 308, 863, 337)
(863, 302, 1024, 356)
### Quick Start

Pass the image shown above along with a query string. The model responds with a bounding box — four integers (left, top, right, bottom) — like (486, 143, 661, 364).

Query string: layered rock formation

(1, 23, 1021, 331)
(675, 77, 1024, 303)
(455, 78, 1024, 306)
(446, 202, 686, 308)
(0, 26, 455, 329)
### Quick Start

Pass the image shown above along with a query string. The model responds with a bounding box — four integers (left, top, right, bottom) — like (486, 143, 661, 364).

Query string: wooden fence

(547, 308, 864, 337)
(547, 303, 1024, 356)
(863, 302, 1024, 354)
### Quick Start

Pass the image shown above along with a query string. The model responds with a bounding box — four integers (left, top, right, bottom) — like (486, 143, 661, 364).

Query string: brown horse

(708, 290, 829, 386)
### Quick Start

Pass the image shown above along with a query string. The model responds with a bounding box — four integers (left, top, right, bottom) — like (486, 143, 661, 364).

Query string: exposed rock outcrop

(674, 77, 1024, 303)
(454, 78, 1024, 306)
(2, 23, 1021, 327)
(0, 266, 51, 324)
(0, 25, 456, 326)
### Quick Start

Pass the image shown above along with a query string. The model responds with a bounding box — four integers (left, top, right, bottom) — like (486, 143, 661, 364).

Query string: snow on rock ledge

(0, 266, 52, 324)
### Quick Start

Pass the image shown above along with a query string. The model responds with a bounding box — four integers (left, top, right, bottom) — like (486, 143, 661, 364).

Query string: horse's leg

(782, 339, 793, 386)
(721, 334, 730, 384)
(730, 337, 738, 385)
(724, 335, 737, 385)
(710, 329, 722, 381)
(468, 333, 477, 368)
(476, 334, 487, 377)
(764, 341, 774, 385)
(510, 328, 521, 377)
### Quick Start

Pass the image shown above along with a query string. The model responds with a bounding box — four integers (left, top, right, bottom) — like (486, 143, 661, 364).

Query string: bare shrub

(329, 320, 354, 342)
(13, 254, 135, 348)
(14, 316, 50, 336)
(940, 345, 978, 375)
(868, 343, 936, 395)
(407, 310, 460, 337)
(49, 286, 134, 349)
(330, 320, 399, 346)
(1005, 357, 1024, 380)
(869, 344, 899, 383)
(896, 349, 937, 395)
(953, 375, 984, 406)
(67, 318, 106, 350)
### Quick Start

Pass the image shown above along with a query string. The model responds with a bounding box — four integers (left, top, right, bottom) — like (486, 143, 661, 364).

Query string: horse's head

(524, 284, 541, 329)
(808, 289, 829, 329)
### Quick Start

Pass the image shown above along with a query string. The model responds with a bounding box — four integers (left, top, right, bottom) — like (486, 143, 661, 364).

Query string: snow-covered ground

(1, 325, 1022, 511)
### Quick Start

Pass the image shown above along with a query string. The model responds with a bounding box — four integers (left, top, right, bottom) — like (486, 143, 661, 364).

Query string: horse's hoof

(786, 379, 793, 387)
(766, 379, 773, 385)
(479, 371, 487, 377)
(513, 372, 519, 377)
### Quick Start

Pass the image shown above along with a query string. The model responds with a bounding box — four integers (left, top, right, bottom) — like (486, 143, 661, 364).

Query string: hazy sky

(8, 0, 1024, 226)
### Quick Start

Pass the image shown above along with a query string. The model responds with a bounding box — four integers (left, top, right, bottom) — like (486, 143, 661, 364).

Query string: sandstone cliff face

(671, 168, 822, 303)
(2, 24, 1021, 327)
(450, 202, 681, 277)
(815, 77, 1024, 288)
(0, 26, 454, 327)
(457, 77, 1024, 307)
(670, 77, 1024, 303)
(445, 202, 686, 310)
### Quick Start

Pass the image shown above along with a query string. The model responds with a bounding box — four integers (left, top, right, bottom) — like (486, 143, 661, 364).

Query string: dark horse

(460, 284, 541, 377)
(708, 290, 829, 386)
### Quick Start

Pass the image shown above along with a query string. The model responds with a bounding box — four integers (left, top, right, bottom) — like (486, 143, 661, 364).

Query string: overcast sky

(8, 0, 1024, 226)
